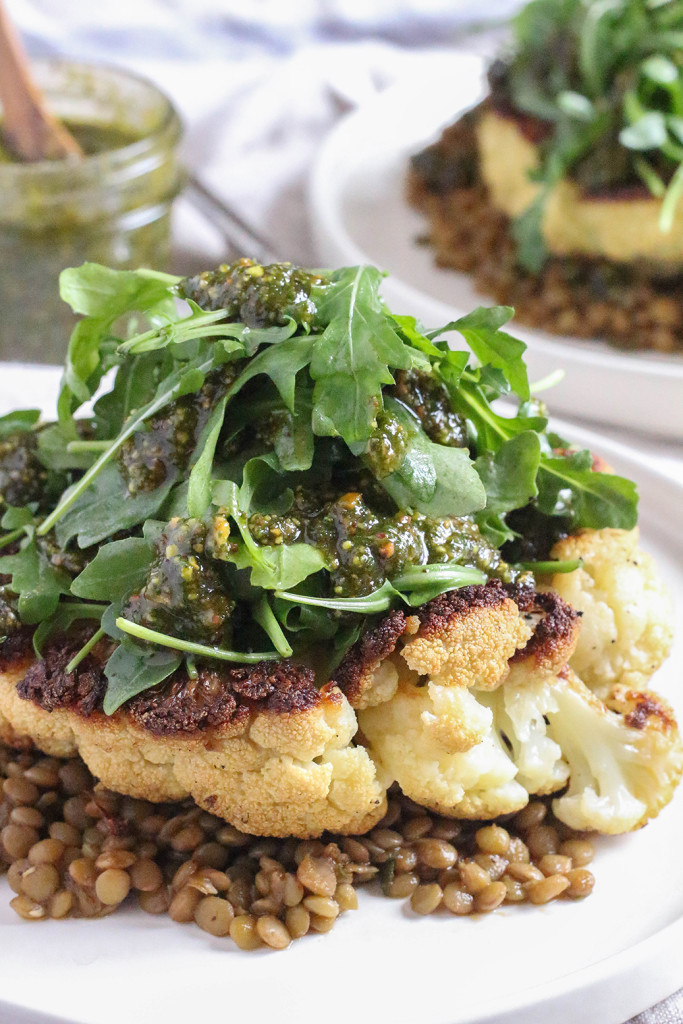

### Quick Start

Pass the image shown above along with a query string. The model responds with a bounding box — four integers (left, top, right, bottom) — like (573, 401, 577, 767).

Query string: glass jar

(0, 59, 183, 363)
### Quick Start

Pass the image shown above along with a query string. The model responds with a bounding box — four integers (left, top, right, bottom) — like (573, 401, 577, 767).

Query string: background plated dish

(0, 372, 681, 1023)
(310, 53, 683, 440)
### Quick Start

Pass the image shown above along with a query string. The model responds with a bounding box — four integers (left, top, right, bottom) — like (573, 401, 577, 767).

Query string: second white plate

(309, 53, 683, 440)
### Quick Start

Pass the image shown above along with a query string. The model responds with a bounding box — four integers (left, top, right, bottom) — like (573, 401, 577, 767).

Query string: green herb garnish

(0, 258, 638, 715)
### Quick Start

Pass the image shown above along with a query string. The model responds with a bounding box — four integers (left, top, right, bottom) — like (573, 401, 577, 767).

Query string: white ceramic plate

(309, 53, 683, 440)
(0, 380, 681, 1024)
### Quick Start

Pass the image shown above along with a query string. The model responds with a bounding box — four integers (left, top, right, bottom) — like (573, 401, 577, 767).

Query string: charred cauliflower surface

(0, 528, 679, 838)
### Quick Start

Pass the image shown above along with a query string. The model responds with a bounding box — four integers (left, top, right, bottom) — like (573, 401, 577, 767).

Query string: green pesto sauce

(0, 431, 47, 508)
(389, 370, 468, 448)
(181, 259, 327, 329)
(0, 589, 20, 638)
(0, 121, 140, 163)
(365, 412, 410, 479)
(118, 368, 237, 495)
(124, 518, 234, 645)
(248, 488, 517, 597)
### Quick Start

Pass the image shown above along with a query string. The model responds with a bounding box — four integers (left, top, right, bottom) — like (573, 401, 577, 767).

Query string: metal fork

(185, 174, 281, 264)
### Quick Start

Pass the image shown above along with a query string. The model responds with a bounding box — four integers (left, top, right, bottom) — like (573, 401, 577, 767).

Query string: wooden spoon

(0, 0, 82, 161)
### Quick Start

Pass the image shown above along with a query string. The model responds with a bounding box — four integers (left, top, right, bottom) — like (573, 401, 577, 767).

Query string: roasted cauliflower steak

(0, 528, 679, 838)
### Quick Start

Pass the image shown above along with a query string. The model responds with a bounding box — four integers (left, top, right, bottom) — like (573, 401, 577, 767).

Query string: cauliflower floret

(547, 672, 683, 833)
(480, 663, 570, 797)
(549, 528, 674, 697)
(360, 677, 529, 819)
(401, 591, 531, 689)
(175, 686, 387, 837)
(361, 643, 683, 833)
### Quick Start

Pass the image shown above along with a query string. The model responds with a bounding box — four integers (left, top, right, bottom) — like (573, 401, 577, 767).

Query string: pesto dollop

(124, 518, 234, 645)
(248, 488, 518, 597)
(181, 259, 327, 329)
(0, 431, 47, 508)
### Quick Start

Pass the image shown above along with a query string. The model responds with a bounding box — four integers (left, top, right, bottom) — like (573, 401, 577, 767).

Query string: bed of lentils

(0, 743, 595, 950)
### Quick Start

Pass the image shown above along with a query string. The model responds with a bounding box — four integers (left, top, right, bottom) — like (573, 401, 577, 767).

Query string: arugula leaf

(0, 539, 71, 624)
(103, 643, 182, 715)
(226, 336, 314, 412)
(432, 307, 530, 401)
(59, 264, 180, 319)
(93, 351, 167, 440)
(0, 410, 41, 438)
(36, 423, 95, 473)
(40, 355, 215, 538)
(310, 266, 413, 442)
(70, 537, 153, 602)
(445, 373, 547, 453)
(55, 464, 176, 549)
(227, 542, 327, 591)
(271, 389, 315, 472)
(276, 564, 486, 613)
(33, 603, 107, 657)
(475, 431, 540, 514)
(380, 398, 486, 516)
(187, 395, 228, 519)
(1, 505, 35, 531)
(57, 266, 179, 420)
(536, 451, 638, 529)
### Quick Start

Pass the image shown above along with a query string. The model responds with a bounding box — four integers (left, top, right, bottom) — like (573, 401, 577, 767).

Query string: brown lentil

(527, 874, 571, 904)
(538, 854, 573, 877)
(2, 823, 39, 859)
(443, 884, 474, 915)
(309, 912, 336, 933)
(303, 895, 339, 919)
(560, 839, 594, 867)
(256, 915, 291, 949)
(11, 807, 44, 829)
(230, 914, 262, 949)
(411, 883, 443, 915)
(3, 777, 40, 805)
(458, 860, 491, 894)
(297, 854, 337, 897)
(386, 872, 419, 899)
(286, 904, 310, 938)
(565, 868, 595, 899)
(416, 838, 458, 869)
(194, 895, 234, 936)
(473, 881, 507, 913)
(475, 825, 510, 855)
(525, 825, 560, 859)
(95, 868, 131, 906)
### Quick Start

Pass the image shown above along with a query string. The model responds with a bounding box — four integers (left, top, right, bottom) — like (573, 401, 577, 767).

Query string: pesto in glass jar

(0, 59, 182, 363)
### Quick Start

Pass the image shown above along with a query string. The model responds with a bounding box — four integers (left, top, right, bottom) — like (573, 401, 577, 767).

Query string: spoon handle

(0, 0, 82, 161)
